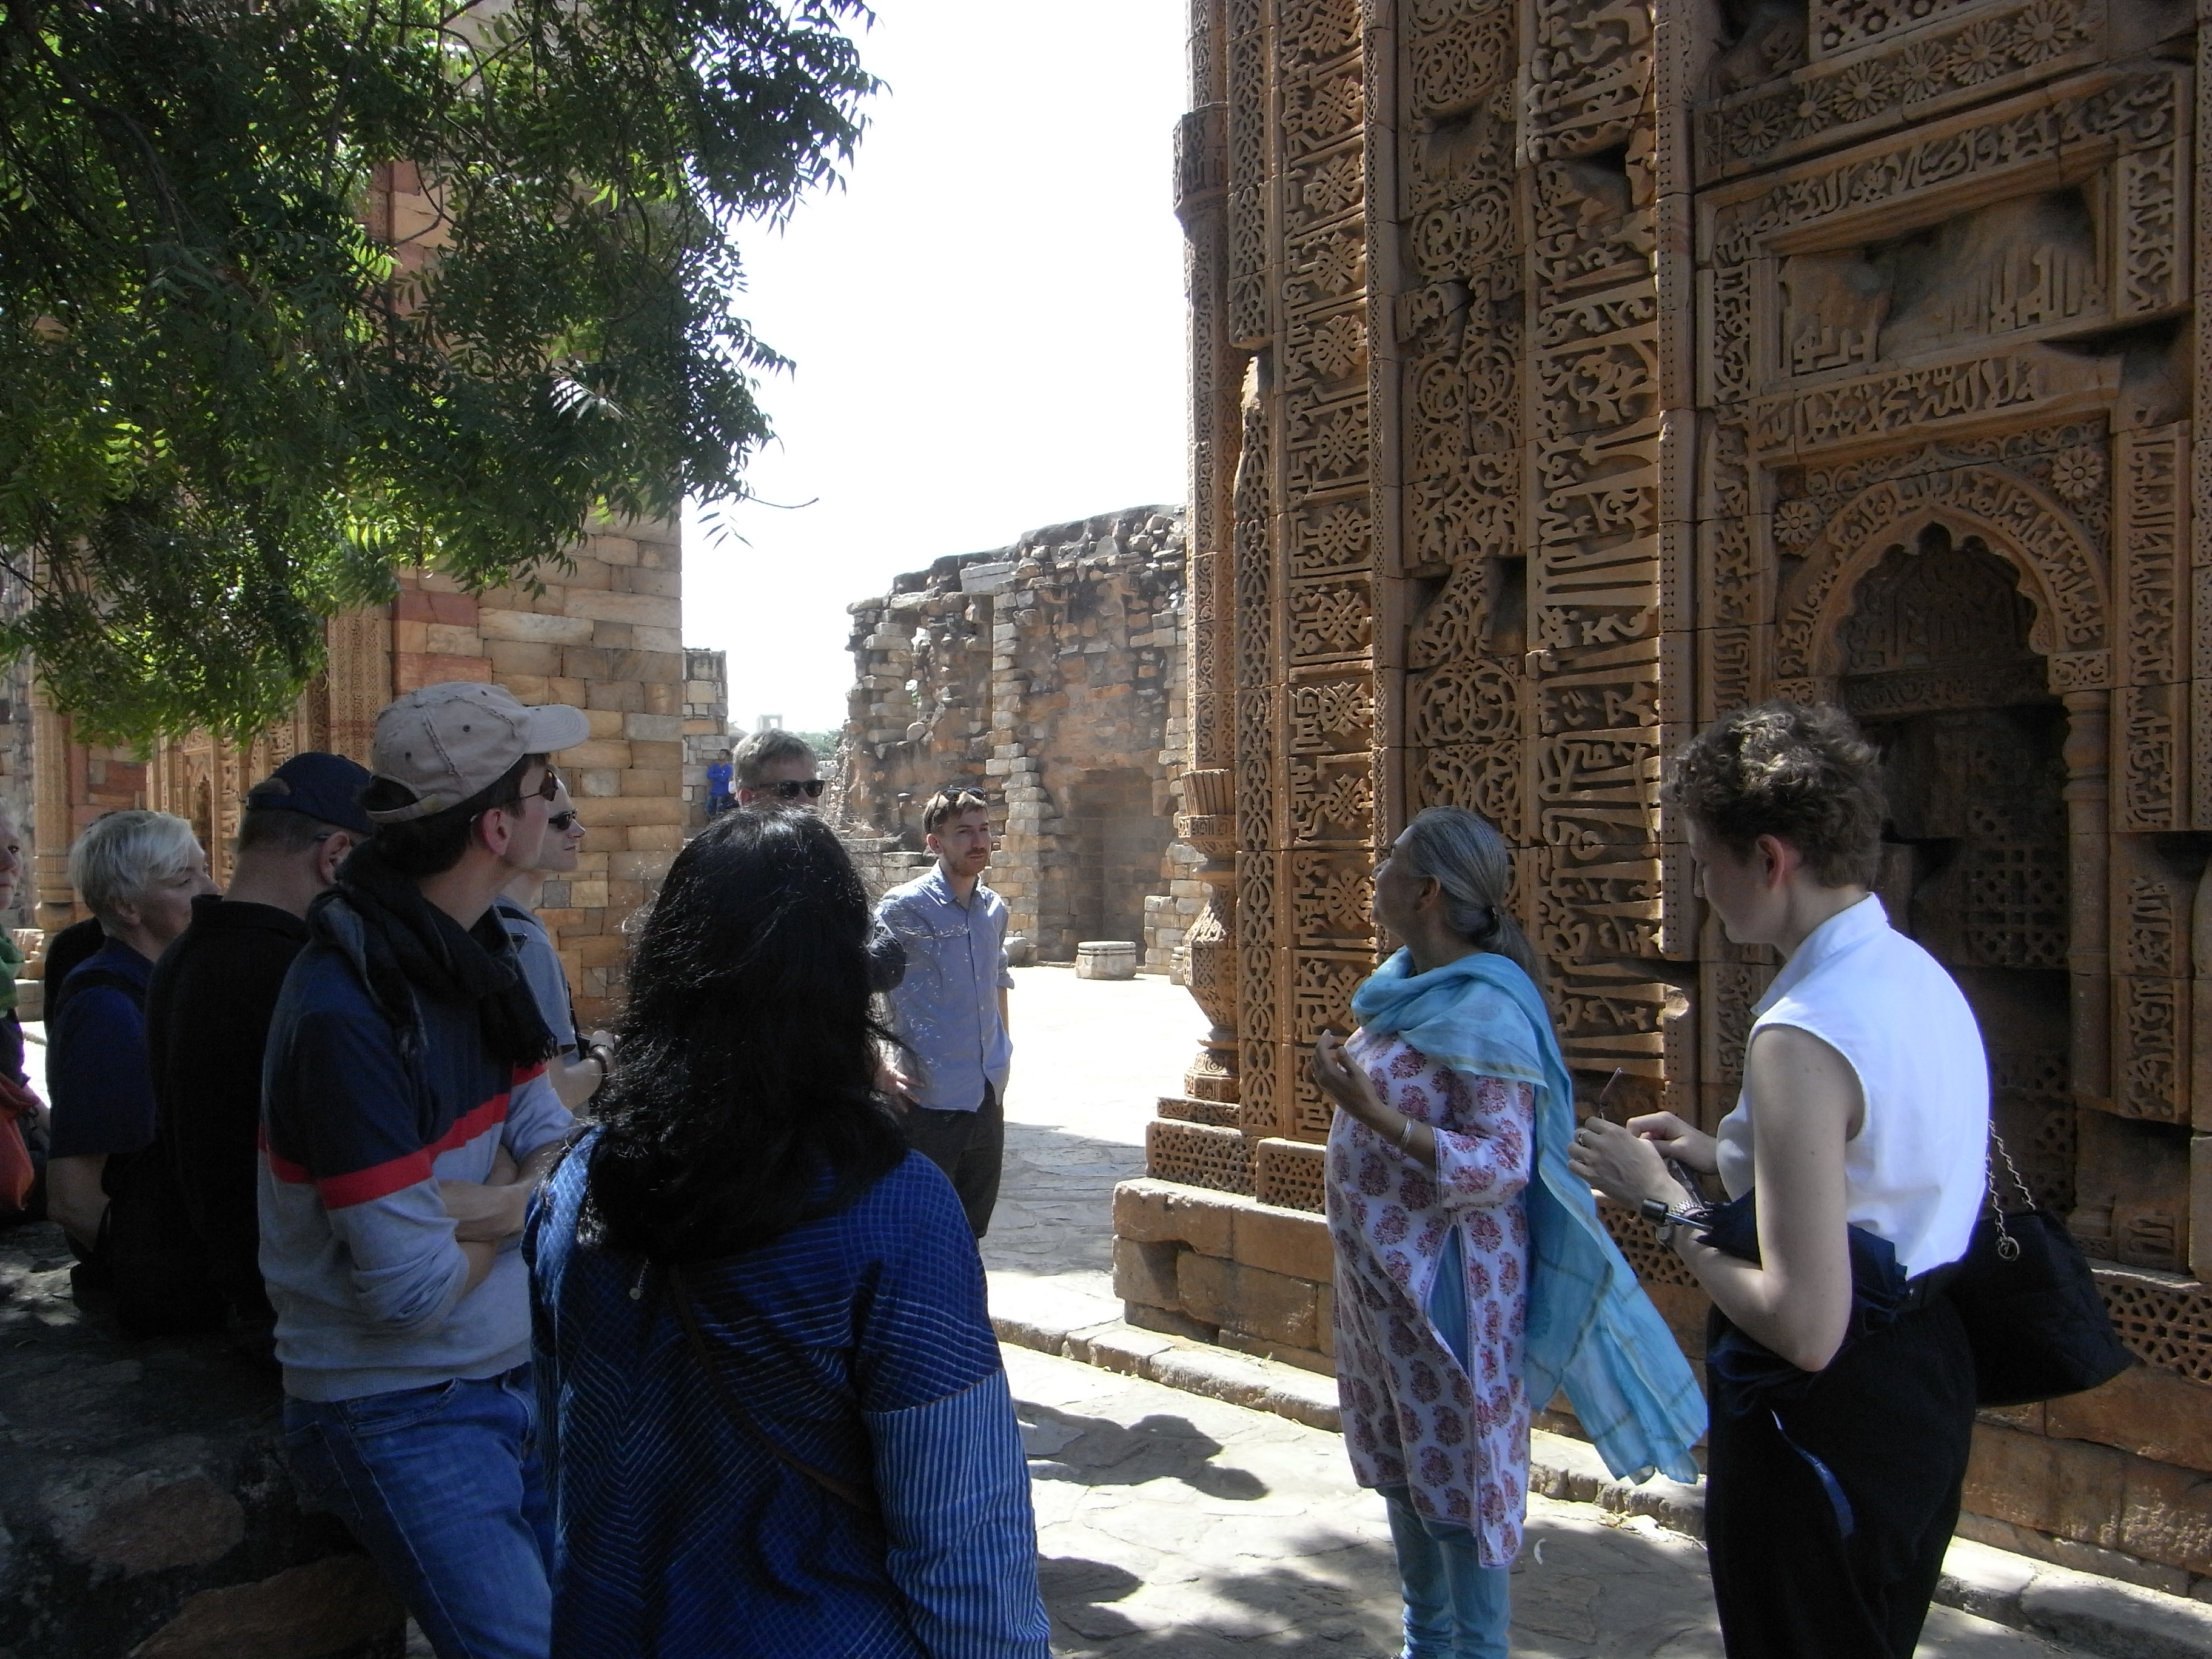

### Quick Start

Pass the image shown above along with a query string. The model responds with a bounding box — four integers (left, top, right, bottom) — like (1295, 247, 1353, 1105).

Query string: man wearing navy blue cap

(136, 752, 376, 1346)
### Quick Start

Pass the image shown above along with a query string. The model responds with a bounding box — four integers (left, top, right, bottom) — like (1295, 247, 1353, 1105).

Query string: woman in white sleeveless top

(1569, 702, 1988, 1659)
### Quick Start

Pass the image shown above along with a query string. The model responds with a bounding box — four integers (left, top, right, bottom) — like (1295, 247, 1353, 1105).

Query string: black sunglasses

(766, 779, 826, 800)
(484, 767, 562, 819)
(548, 809, 580, 831)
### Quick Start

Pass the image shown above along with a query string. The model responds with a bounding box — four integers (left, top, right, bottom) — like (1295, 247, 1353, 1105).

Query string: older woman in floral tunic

(1314, 808, 1703, 1659)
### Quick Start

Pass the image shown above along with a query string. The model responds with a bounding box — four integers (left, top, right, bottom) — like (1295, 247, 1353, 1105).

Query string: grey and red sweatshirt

(258, 894, 572, 1403)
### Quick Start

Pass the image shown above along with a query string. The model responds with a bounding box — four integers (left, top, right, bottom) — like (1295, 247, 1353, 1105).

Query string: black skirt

(1704, 1295, 1976, 1659)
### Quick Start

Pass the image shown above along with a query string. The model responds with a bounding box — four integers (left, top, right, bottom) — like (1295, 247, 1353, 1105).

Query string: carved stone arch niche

(1774, 472, 2109, 699)
(1797, 501, 2191, 1274)
(1829, 525, 2080, 1218)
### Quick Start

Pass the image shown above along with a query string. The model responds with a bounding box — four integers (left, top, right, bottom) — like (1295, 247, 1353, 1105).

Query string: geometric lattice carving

(2100, 1271, 2212, 1384)
(1145, 1118, 1255, 1198)
(1156, 1094, 1243, 1129)
(1254, 1136, 1327, 1214)
(1597, 1199, 1700, 1289)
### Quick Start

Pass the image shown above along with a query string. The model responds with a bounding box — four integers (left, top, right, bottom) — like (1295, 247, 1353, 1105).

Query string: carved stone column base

(1185, 1043, 1239, 1102)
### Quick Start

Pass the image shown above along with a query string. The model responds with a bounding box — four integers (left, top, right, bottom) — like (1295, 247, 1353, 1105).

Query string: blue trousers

(1381, 1488, 1512, 1659)
(1378, 1223, 1510, 1658)
(284, 1367, 554, 1659)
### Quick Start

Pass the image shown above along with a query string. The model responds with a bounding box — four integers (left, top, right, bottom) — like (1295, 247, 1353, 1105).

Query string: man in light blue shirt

(876, 786, 1013, 1237)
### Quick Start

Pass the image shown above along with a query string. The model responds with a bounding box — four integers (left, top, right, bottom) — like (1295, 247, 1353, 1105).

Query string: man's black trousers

(902, 1084, 1003, 1239)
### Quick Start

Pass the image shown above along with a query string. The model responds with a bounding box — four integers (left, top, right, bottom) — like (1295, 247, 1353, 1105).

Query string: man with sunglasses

(731, 726, 828, 807)
(876, 785, 1013, 1238)
(140, 752, 375, 1354)
(728, 724, 910, 997)
(497, 782, 614, 1111)
(260, 683, 586, 1659)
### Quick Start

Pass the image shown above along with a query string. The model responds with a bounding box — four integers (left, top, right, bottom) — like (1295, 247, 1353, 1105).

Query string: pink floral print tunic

(1327, 1029, 1535, 1568)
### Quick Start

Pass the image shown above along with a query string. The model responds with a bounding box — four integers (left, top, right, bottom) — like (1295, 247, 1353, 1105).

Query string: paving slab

(1006, 1342, 2086, 1657)
(985, 964, 1198, 1310)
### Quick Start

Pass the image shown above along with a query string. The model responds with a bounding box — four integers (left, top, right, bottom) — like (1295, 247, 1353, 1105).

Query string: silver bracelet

(1396, 1117, 1416, 1152)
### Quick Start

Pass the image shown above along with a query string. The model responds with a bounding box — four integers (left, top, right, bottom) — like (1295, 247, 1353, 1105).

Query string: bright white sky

(683, 0, 1191, 733)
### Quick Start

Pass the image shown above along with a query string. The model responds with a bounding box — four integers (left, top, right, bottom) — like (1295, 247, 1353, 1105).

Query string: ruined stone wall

(679, 646, 732, 827)
(1130, 0, 2212, 1592)
(840, 508, 1190, 965)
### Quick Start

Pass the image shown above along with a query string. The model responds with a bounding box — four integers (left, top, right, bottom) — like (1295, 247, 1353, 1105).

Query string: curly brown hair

(1664, 701, 1886, 888)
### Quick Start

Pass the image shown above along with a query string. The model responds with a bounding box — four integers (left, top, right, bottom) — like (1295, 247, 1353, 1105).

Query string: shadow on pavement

(1036, 1512, 1731, 1658)
(1020, 1399, 1270, 1500)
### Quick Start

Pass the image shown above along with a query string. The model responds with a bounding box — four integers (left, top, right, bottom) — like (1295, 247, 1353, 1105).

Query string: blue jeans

(284, 1367, 554, 1659)
(1381, 1488, 1511, 1659)
(1380, 1225, 1509, 1658)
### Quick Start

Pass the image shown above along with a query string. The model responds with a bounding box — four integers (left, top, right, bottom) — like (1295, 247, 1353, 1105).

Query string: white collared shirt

(1715, 895, 1989, 1277)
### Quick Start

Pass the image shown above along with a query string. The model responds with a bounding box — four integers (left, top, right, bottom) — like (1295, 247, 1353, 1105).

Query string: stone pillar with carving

(27, 673, 73, 934)
(1171, 0, 1238, 1108)
(2065, 688, 2113, 1114)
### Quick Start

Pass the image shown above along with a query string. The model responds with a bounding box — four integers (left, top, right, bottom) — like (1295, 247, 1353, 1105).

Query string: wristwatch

(1638, 1195, 1708, 1248)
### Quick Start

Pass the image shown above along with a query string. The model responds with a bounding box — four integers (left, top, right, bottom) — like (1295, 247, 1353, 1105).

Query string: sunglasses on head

(767, 779, 826, 800)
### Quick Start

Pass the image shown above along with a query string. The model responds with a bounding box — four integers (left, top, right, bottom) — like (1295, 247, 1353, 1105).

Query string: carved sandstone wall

(1132, 0, 2212, 1594)
(839, 509, 1190, 967)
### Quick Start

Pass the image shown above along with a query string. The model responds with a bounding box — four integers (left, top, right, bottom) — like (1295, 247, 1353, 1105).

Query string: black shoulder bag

(1948, 1133, 2134, 1407)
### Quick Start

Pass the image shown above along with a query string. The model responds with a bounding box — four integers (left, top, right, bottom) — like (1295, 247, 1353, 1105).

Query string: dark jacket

(144, 894, 310, 1325)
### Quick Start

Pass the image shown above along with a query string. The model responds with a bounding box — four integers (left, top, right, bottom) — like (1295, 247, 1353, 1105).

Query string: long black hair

(585, 808, 907, 1261)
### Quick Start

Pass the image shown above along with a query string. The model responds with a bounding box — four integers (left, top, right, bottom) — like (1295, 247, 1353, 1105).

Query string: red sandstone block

(585, 680, 645, 714)
(1112, 1237, 1184, 1309)
(2119, 1453, 2212, 1573)
(394, 589, 439, 622)
(394, 652, 492, 691)
(1177, 1253, 1318, 1349)
(2046, 1364, 2212, 1473)
(426, 591, 478, 626)
(1963, 1422, 2128, 1548)
(1232, 1204, 1333, 1283)
(574, 935, 628, 968)
(1113, 1178, 1236, 1257)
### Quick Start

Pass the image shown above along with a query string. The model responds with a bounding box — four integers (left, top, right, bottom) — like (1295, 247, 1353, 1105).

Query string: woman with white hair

(1312, 806, 1701, 1659)
(45, 811, 216, 1292)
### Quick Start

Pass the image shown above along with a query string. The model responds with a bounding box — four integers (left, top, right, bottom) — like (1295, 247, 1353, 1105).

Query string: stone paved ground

(984, 965, 1199, 1305)
(1011, 1335, 2082, 1657)
(993, 968, 2087, 1657)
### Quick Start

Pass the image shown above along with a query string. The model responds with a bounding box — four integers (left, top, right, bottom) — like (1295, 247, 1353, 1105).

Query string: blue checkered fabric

(528, 1134, 1048, 1658)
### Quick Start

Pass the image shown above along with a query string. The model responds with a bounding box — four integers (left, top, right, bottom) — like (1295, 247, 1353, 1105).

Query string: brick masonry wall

(679, 647, 730, 827)
(394, 515, 686, 1025)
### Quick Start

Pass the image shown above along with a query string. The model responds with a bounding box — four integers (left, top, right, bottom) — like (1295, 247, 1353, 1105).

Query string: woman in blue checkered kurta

(525, 810, 1048, 1658)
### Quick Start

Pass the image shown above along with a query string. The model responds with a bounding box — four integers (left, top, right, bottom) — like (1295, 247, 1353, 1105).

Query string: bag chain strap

(1984, 1128, 2031, 1263)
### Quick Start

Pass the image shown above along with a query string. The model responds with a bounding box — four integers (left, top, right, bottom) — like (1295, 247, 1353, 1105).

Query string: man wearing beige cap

(259, 682, 587, 1659)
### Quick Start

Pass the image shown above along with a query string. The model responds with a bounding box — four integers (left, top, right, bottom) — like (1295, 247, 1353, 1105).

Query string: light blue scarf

(1351, 948, 1706, 1486)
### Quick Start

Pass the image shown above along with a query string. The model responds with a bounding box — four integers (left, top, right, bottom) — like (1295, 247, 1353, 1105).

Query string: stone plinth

(1113, 1176, 1334, 1375)
(1074, 940, 1139, 980)
(0, 1223, 404, 1658)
